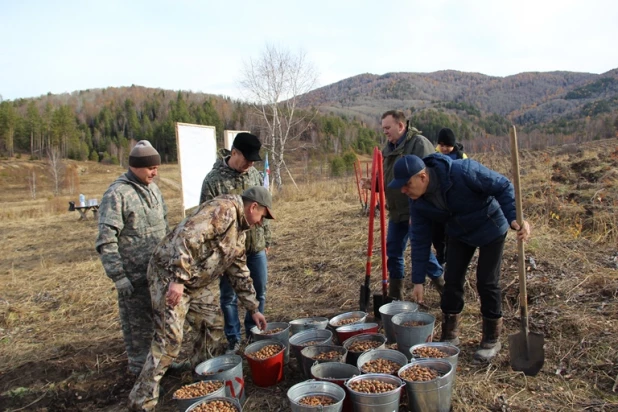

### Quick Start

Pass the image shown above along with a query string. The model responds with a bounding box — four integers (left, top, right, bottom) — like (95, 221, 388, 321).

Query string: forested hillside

(1, 67, 617, 165)
(0, 86, 380, 165)
(302, 69, 618, 143)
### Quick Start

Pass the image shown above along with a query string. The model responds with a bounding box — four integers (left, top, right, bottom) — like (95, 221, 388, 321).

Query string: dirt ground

(1, 139, 617, 411)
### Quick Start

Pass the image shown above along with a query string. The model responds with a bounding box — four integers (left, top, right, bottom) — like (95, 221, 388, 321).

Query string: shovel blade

(359, 285, 371, 312)
(508, 331, 545, 376)
(372, 293, 394, 319)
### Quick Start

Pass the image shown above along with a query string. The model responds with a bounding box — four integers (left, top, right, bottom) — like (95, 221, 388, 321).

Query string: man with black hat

(388, 153, 531, 362)
(200, 132, 271, 354)
(96, 140, 168, 375)
(436, 127, 467, 160)
(129, 187, 272, 411)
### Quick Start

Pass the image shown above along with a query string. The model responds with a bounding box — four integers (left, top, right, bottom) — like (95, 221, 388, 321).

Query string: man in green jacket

(380, 110, 444, 301)
(200, 132, 271, 353)
(95, 140, 168, 375)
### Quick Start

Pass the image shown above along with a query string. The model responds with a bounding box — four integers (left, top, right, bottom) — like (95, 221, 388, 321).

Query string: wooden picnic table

(69, 202, 99, 221)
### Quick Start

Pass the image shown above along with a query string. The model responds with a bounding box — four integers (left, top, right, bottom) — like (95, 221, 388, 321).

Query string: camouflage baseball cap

(241, 186, 275, 219)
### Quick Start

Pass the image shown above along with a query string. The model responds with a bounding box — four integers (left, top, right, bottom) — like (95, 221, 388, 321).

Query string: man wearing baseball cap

(129, 186, 273, 411)
(199, 132, 272, 354)
(389, 153, 530, 363)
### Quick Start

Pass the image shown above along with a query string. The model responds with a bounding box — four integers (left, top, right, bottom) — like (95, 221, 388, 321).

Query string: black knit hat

(129, 140, 161, 168)
(437, 128, 456, 147)
(233, 133, 262, 162)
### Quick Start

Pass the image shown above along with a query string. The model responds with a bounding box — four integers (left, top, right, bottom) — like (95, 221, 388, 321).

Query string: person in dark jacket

(432, 128, 468, 265)
(362, 110, 443, 301)
(436, 127, 467, 160)
(388, 154, 531, 362)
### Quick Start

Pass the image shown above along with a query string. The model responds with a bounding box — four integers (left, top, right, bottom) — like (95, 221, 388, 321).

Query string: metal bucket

(342, 333, 387, 367)
(173, 380, 226, 411)
(409, 342, 460, 370)
(300, 345, 348, 378)
(392, 311, 436, 360)
(345, 373, 405, 412)
(357, 349, 408, 376)
(195, 355, 246, 403)
(185, 396, 242, 412)
(289, 317, 329, 335)
(251, 321, 291, 363)
(311, 362, 360, 412)
(335, 323, 379, 344)
(289, 329, 333, 369)
(398, 359, 454, 412)
(329, 311, 368, 344)
(378, 301, 419, 343)
(287, 380, 346, 412)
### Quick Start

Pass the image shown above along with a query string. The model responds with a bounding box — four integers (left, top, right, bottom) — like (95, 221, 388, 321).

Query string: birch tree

(240, 44, 319, 189)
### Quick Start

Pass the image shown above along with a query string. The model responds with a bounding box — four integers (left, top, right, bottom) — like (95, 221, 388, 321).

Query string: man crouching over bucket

(129, 187, 272, 411)
(388, 154, 530, 363)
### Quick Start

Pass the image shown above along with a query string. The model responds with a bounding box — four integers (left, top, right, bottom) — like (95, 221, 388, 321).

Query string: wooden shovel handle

(510, 126, 529, 334)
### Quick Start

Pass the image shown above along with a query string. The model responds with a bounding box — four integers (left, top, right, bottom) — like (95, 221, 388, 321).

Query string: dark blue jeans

(387, 219, 443, 280)
(220, 250, 268, 344)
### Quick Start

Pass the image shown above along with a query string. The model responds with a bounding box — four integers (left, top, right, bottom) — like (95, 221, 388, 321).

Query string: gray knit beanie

(129, 140, 161, 167)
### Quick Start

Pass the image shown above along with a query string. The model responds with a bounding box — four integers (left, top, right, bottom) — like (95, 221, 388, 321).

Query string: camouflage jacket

(383, 125, 436, 223)
(95, 170, 168, 282)
(200, 150, 271, 254)
(148, 195, 259, 312)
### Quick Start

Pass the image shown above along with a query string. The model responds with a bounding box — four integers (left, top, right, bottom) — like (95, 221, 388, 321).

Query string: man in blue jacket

(388, 154, 531, 362)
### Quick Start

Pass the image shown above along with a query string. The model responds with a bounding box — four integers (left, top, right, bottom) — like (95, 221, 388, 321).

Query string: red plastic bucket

(336, 322, 379, 343)
(244, 339, 284, 387)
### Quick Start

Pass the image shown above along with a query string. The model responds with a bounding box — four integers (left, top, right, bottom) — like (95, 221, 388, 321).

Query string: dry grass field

(1, 139, 618, 411)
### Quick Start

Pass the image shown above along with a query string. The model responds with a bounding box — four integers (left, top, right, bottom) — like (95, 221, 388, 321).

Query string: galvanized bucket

(311, 362, 361, 412)
(194, 355, 246, 403)
(357, 349, 408, 376)
(391, 311, 436, 360)
(251, 321, 291, 363)
(342, 333, 387, 367)
(289, 317, 329, 335)
(185, 396, 242, 412)
(398, 359, 454, 412)
(287, 380, 346, 412)
(409, 342, 460, 370)
(289, 329, 333, 369)
(173, 380, 226, 411)
(378, 301, 419, 343)
(300, 345, 348, 378)
(345, 373, 405, 412)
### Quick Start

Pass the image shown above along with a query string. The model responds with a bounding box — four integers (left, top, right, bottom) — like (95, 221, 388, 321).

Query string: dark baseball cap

(387, 155, 426, 189)
(241, 186, 275, 219)
(233, 132, 262, 162)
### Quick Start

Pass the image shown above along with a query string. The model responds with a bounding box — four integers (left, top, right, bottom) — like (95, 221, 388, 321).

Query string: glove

(115, 277, 134, 298)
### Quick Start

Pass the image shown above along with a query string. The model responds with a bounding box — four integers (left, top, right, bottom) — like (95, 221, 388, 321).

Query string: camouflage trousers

(129, 281, 224, 411)
(118, 277, 153, 375)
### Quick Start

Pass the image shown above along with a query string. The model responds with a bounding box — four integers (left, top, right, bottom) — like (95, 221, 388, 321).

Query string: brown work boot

(440, 313, 461, 346)
(430, 275, 445, 295)
(388, 278, 404, 301)
(473, 317, 503, 363)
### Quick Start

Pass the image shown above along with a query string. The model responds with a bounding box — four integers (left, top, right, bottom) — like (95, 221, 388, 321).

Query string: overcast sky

(1, 0, 617, 101)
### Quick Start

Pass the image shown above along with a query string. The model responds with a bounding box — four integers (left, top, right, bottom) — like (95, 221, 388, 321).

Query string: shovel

(359, 149, 379, 312)
(508, 125, 545, 376)
(372, 150, 393, 318)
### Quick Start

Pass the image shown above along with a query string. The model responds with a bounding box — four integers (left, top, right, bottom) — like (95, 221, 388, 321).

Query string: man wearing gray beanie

(95, 140, 168, 375)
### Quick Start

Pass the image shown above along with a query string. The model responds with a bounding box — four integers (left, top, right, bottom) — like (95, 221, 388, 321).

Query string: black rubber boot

(474, 317, 503, 362)
(388, 278, 404, 301)
(440, 313, 461, 346)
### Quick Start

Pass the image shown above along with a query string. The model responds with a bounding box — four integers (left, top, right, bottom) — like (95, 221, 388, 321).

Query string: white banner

(223, 130, 249, 151)
(175, 122, 217, 214)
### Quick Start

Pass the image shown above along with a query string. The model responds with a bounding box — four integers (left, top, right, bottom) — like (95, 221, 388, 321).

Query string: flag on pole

(263, 151, 270, 190)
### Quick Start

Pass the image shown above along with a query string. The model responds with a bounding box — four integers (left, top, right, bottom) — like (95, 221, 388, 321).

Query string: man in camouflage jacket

(200, 132, 271, 353)
(95, 141, 168, 375)
(128, 187, 272, 411)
